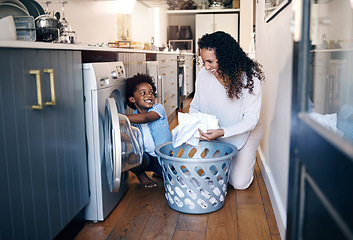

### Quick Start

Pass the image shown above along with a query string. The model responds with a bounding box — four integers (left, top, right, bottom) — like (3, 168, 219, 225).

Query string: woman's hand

(198, 128, 224, 141)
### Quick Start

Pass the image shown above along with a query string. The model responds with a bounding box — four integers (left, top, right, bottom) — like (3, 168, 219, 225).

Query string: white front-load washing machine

(83, 61, 143, 221)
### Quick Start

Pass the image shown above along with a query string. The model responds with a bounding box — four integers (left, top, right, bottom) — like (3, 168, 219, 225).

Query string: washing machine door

(104, 98, 143, 192)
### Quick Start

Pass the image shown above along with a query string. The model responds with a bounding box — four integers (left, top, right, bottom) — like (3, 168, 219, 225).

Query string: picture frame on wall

(265, 0, 291, 22)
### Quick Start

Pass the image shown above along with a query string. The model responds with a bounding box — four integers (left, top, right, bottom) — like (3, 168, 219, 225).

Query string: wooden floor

(74, 98, 281, 240)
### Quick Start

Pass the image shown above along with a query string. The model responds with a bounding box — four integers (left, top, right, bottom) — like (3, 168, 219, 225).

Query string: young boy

(125, 73, 172, 187)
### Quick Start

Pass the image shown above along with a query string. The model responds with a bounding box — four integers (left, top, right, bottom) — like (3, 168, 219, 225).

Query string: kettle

(35, 14, 61, 42)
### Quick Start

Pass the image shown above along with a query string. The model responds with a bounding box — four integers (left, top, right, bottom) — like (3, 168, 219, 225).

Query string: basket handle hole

(188, 148, 197, 158)
(201, 148, 210, 158)
(176, 148, 185, 158)
(204, 177, 214, 187)
(213, 150, 221, 158)
(194, 166, 205, 177)
(180, 165, 191, 177)
(222, 162, 228, 173)
(169, 163, 177, 175)
(209, 165, 219, 176)
(177, 176, 186, 186)
(217, 175, 224, 185)
(190, 177, 201, 188)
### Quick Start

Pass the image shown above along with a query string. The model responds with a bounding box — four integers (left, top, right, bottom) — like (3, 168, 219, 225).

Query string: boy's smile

(129, 82, 155, 113)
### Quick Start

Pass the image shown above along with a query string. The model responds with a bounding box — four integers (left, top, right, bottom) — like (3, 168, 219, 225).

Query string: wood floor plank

(236, 171, 263, 204)
(106, 175, 164, 240)
(271, 234, 282, 240)
(74, 225, 113, 240)
(176, 213, 208, 232)
(254, 160, 280, 236)
(206, 189, 238, 240)
(237, 204, 271, 240)
(172, 230, 206, 240)
(139, 187, 180, 240)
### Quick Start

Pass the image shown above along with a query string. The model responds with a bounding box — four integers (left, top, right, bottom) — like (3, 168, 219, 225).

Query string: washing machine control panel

(111, 65, 125, 79)
(95, 62, 126, 88)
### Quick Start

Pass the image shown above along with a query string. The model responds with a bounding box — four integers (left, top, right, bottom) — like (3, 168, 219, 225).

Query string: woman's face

(200, 48, 219, 77)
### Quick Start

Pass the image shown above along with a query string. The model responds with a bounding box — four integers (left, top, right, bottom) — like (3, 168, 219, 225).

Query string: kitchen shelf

(311, 48, 353, 53)
(166, 8, 240, 14)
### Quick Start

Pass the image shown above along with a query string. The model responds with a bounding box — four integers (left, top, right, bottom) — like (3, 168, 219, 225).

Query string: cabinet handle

(30, 70, 43, 110)
(164, 100, 167, 104)
(44, 69, 56, 106)
(162, 60, 167, 62)
(161, 73, 167, 76)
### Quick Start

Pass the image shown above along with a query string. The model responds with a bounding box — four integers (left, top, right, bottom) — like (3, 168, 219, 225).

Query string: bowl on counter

(0, 15, 17, 40)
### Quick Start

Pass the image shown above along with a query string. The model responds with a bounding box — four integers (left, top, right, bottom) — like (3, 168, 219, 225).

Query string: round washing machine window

(104, 98, 122, 193)
(109, 89, 125, 114)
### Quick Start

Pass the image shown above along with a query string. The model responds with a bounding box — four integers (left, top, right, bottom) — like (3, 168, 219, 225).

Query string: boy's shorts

(144, 152, 163, 177)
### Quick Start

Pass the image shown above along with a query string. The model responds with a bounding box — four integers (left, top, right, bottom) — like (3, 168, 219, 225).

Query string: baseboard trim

(257, 147, 287, 240)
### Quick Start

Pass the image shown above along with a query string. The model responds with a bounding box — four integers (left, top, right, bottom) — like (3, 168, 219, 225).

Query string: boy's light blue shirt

(132, 103, 172, 151)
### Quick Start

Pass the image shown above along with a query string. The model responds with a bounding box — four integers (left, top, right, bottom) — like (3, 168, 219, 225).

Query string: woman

(189, 31, 265, 190)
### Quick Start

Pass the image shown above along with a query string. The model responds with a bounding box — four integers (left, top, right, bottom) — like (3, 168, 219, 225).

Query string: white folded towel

(172, 112, 220, 148)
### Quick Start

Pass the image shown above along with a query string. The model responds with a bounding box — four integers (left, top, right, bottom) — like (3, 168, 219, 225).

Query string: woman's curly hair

(198, 31, 265, 99)
(125, 73, 156, 110)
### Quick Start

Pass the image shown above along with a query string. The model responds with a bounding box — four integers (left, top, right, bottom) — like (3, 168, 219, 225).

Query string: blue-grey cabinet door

(0, 48, 89, 240)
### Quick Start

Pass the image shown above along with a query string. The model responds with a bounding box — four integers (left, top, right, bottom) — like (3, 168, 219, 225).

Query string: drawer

(163, 77, 177, 95)
(158, 54, 177, 68)
(159, 65, 177, 77)
(185, 81, 194, 96)
(163, 90, 178, 117)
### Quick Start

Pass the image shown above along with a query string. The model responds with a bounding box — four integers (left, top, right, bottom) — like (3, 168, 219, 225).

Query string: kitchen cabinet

(157, 53, 178, 118)
(184, 54, 194, 96)
(195, 13, 239, 43)
(118, 52, 147, 114)
(118, 52, 147, 78)
(0, 48, 89, 240)
(195, 13, 239, 76)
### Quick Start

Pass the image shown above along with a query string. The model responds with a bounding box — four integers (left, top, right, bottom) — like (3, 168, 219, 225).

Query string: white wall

(131, 2, 168, 46)
(40, 1, 165, 46)
(255, 0, 296, 239)
(43, 1, 120, 45)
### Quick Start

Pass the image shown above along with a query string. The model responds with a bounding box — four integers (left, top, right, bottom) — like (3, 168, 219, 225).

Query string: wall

(45, 1, 120, 45)
(131, 2, 168, 46)
(41, 1, 164, 46)
(255, 0, 296, 239)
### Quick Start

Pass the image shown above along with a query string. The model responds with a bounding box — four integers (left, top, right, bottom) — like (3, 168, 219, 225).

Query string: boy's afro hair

(125, 73, 156, 110)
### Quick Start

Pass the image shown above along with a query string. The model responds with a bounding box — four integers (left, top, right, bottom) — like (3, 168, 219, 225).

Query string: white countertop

(0, 40, 194, 55)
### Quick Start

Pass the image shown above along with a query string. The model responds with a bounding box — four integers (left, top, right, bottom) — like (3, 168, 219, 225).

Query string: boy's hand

(198, 128, 224, 141)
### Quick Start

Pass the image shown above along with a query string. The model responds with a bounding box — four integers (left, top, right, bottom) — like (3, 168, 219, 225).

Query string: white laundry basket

(155, 140, 237, 214)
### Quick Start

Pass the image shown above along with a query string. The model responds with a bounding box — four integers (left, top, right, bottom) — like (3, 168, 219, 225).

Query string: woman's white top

(189, 67, 262, 149)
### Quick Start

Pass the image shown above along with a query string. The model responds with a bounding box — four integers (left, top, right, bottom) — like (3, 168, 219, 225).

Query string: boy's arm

(126, 111, 160, 124)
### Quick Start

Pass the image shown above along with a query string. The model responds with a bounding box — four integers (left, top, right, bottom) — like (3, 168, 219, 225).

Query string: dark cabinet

(0, 48, 89, 239)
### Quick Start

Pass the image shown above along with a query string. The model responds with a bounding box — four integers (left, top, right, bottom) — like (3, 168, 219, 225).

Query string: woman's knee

(229, 175, 254, 190)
